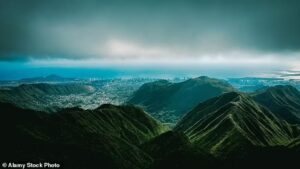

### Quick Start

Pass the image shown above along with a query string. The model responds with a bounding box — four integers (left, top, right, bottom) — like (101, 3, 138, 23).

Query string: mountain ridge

(2, 80, 300, 169)
(0, 83, 95, 112)
(128, 76, 235, 123)
(253, 85, 300, 124)
(175, 92, 300, 157)
(0, 102, 167, 169)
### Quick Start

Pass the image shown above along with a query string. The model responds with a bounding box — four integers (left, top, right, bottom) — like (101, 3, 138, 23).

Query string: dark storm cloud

(0, 0, 300, 60)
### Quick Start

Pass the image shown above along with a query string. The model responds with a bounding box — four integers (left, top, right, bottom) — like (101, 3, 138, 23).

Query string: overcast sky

(1, 0, 300, 78)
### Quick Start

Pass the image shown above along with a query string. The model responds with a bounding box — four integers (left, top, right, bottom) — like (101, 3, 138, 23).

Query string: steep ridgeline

(252, 85, 300, 124)
(128, 76, 235, 123)
(174, 92, 300, 158)
(0, 103, 167, 169)
(0, 83, 95, 111)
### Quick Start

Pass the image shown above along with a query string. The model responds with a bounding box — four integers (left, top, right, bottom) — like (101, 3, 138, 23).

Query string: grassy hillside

(2, 82, 300, 169)
(0, 102, 167, 169)
(253, 85, 300, 124)
(0, 83, 95, 111)
(175, 92, 300, 158)
(128, 76, 235, 123)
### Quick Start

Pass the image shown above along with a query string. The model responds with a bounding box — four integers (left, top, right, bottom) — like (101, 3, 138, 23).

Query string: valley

(1, 75, 300, 169)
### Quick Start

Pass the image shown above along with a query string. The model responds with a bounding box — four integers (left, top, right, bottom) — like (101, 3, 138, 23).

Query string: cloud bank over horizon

(1, 0, 300, 76)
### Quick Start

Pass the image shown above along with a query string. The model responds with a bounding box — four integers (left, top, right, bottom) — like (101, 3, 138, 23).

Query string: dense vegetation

(2, 77, 300, 169)
(128, 76, 235, 123)
(0, 103, 167, 169)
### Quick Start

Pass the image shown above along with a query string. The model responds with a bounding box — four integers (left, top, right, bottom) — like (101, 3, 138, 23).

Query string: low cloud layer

(0, 0, 300, 68)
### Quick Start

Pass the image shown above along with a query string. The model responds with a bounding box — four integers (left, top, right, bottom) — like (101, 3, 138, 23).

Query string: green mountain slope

(252, 85, 300, 124)
(142, 131, 190, 159)
(0, 103, 167, 169)
(175, 92, 300, 157)
(128, 76, 235, 123)
(3, 83, 94, 95)
(0, 83, 95, 111)
(142, 131, 217, 169)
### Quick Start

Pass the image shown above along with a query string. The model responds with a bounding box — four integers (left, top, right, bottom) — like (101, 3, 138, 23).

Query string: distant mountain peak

(45, 74, 63, 79)
(128, 76, 235, 123)
(186, 76, 222, 83)
(18, 74, 74, 83)
(265, 85, 298, 93)
(143, 79, 171, 86)
(195, 76, 210, 79)
(254, 85, 297, 94)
